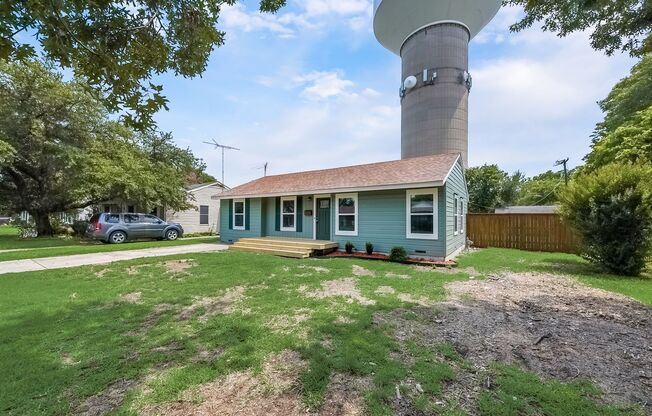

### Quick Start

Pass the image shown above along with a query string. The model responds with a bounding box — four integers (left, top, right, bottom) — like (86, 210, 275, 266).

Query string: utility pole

(203, 139, 240, 185)
(554, 158, 570, 185)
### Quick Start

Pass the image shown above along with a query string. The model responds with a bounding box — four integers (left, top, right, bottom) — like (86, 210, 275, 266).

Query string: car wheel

(165, 229, 179, 241)
(109, 231, 127, 244)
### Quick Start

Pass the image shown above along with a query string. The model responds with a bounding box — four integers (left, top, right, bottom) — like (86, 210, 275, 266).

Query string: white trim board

(221, 181, 445, 200)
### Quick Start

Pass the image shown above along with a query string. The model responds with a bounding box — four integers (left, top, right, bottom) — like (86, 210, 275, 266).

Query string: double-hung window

(454, 194, 459, 235)
(233, 199, 245, 230)
(459, 199, 465, 233)
(199, 205, 209, 225)
(335, 193, 358, 236)
(406, 189, 438, 240)
(281, 196, 296, 232)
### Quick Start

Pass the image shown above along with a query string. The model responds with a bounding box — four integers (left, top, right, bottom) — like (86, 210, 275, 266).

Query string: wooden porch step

(230, 244, 311, 259)
(228, 237, 338, 259)
(240, 237, 338, 250)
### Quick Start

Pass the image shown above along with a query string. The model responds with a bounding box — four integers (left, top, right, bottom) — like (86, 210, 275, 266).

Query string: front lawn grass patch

(0, 249, 644, 415)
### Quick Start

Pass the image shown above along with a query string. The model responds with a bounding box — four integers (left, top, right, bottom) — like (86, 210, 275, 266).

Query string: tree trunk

(33, 212, 54, 237)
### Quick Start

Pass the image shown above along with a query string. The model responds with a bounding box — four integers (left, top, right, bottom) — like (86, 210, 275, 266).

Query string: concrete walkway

(0, 243, 228, 275)
(0, 236, 219, 254)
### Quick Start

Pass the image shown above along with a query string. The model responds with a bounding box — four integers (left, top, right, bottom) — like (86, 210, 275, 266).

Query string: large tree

(467, 165, 523, 213)
(0, 0, 286, 129)
(585, 55, 652, 170)
(0, 60, 207, 235)
(517, 170, 567, 206)
(505, 0, 652, 56)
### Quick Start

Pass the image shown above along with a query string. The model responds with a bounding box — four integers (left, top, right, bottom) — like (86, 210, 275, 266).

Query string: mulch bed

(325, 251, 457, 268)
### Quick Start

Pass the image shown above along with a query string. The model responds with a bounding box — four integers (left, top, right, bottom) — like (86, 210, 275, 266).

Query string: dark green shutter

(245, 199, 251, 231)
(296, 197, 303, 233)
(275, 197, 281, 231)
(228, 200, 233, 230)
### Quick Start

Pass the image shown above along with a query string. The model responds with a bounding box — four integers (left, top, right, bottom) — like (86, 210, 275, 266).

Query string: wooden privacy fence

(466, 213, 580, 254)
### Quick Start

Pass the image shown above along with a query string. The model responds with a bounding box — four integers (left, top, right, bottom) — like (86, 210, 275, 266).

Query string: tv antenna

(203, 139, 240, 185)
(554, 157, 570, 185)
(257, 162, 269, 177)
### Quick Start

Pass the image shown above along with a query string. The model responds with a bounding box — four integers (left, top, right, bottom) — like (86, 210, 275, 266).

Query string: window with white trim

(281, 196, 296, 232)
(233, 199, 245, 230)
(335, 193, 358, 236)
(199, 205, 209, 225)
(454, 194, 459, 235)
(459, 199, 465, 233)
(406, 189, 438, 240)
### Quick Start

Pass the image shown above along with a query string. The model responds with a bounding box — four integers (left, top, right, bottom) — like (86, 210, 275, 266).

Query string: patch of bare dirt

(94, 268, 111, 278)
(140, 351, 369, 416)
(352, 265, 375, 277)
(385, 272, 411, 279)
(266, 309, 312, 338)
(412, 265, 480, 277)
(319, 373, 370, 416)
(298, 265, 331, 273)
(176, 286, 246, 321)
(140, 350, 308, 416)
(375, 272, 652, 406)
(62, 352, 78, 366)
(120, 292, 142, 304)
(300, 278, 375, 306)
(375, 286, 396, 295)
(164, 259, 195, 273)
(77, 379, 140, 416)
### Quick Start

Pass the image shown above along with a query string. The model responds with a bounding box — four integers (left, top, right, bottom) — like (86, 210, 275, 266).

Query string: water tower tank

(373, 0, 502, 166)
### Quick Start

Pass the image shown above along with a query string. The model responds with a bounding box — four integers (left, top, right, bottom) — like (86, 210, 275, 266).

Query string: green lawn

(0, 226, 219, 262)
(0, 226, 87, 250)
(0, 249, 646, 416)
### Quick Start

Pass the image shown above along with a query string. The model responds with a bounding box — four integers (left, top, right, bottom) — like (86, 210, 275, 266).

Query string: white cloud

(295, 71, 356, 100)
(301, 0, 371, 17)
(220, 4, 296, 37)
(469, 20, 634, 174)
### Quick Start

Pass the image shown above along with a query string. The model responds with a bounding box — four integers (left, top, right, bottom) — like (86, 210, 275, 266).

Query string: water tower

(373, 0, 502, 166)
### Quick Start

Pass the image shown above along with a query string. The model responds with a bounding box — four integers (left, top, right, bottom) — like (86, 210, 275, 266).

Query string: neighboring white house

(166, 182, 228, 234)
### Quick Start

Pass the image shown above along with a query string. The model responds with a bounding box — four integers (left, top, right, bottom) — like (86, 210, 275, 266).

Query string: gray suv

(86, 213, 184, 244)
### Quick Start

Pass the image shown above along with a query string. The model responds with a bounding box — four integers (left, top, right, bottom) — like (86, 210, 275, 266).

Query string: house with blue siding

(219, 153, 467, 260)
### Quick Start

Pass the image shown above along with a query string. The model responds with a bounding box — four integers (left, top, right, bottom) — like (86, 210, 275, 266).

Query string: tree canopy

(517, 170, 566, 206)
(584, 55, 652, 170)
(0, 60, 211, 235)
(505, 0, 652, 56)
(0, 0, 286, 129)
(466, 165, 524, 213)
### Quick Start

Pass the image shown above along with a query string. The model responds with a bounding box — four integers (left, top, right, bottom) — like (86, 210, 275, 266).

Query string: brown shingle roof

(221, 153, 461, 198)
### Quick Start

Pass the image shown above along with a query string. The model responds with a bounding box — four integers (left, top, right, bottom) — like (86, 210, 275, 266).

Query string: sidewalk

(0, 243, 228, 275)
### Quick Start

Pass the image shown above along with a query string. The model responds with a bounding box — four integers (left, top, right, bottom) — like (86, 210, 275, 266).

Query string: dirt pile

(376, 272, 652, 406)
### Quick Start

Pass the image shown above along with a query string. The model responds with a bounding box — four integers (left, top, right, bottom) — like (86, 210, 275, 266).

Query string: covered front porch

(229, 236, 339, 258)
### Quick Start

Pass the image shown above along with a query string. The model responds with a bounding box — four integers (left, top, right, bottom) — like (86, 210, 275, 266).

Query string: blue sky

(151, 0, 635, 187)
